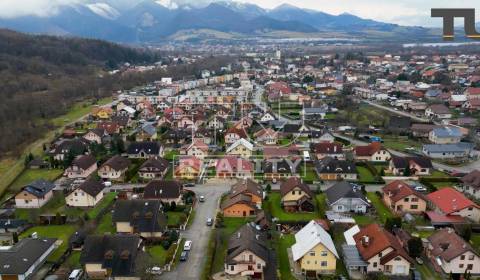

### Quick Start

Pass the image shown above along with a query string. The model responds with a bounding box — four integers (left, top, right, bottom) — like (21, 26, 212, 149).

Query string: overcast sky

(0, 0, 478, 26)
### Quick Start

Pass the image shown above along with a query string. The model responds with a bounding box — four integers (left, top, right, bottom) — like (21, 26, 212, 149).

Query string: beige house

(280, 177, 314, 212)
(226, 138, 254, 158)
(181, 139, 209, 159)
(382, 180, 427, 214)
(15, 180, 55, 209)
(83, 128, 106, 144)
(66, 180, 105, 207)
(225, 224, 268, 278)
(354, 224, 413, 276)
(98, 155, 130, 182)
(427, 228, 480, 274)
(65, 155, 97, 179)
(353, 142, 391, 162)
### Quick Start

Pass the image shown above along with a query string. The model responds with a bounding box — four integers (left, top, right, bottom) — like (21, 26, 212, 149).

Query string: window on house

(468, 264, 473, 270)
(404, 198, 409, 202)
(411, 205, 418, 209)
(321, 251, 328, 256)
(321, 261, 327, 267)
(460, 264, 464, 268)
(469, 255, 475, 260)
(309, 251, 315, 256)
(230, 265, 234, 271)
(373, 262, 377, 268)
(461, 255, 465, 260)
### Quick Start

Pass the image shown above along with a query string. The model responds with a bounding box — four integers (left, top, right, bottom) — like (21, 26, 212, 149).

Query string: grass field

(356, 166, 376, 182)
(265, 192, 320, 222)
(9, 169, 63, 193)
(274, 233, 296, 280)
(20, 225, 77, 262)
(95, 212, 115, 234)
(167, 211, 187, 227)
(87, 192, 116, 219)
(66, 251, 82, 269)
(300, 164, 318, 182)
(366, 192, 394, 223)
(148, 245, 168, 266)
(382, 135, 422, 151)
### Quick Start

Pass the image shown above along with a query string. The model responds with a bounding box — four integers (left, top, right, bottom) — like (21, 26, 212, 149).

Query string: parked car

(411, 269, 421, 280)
(180, 250, 189, 262)
(146, 267, 162, 275)
(68, 269, 84, 280)
(184, 240, 192, 251)
(199, 196, 205, 202)
(183, 183, 195, 188)
(206, 218, 213, 226)
(413, 185, 427, 192)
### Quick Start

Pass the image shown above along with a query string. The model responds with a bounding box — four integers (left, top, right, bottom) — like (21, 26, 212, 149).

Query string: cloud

(0, 0, 83, 18)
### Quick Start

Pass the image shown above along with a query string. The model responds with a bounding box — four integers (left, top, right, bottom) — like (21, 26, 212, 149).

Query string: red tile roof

(312, 142, 343, 154)
(354, 142, 383, 157)
(427, 187, 479, 214)
(382, 180, 425, 203)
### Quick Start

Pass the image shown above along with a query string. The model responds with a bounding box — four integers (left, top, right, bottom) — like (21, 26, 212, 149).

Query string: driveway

(161, 182, 232, 280)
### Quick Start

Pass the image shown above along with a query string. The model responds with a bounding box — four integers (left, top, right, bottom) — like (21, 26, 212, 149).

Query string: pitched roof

(326, 181, 368, 205)
(22, 179, 55, 197)
(112, 200, 166, 233)
(80, 235, 140, 277)
(263, 145, 299, 159)
(226, 224, 268, 264)
(127, 142, 161, 155)
(315, 157, 357, 174)
(216, 157, 253, 173)
(101, 155, 130, 171)
(428, 228, 479, 262)
(280, 177, 313, 197)
(139, 158, 169, 172)
(354, 142, 384, 157)
(291, 220, 339, 261)
(391, 156, 433, 169)
(382, 180, 425, 203)
(461, 170, 480, 189)
(77, 180, 105, 197)
(143, 180, 182, 199)
(0, 238, 57, 275)
(432, 127, 462, 138)
(229, 179, 262, 199)
(312, 142, 343, 154)
(353, 224, 412, 263)
(427, 187, 479, 214)
(72, 155, 97, 170)
(428, 104, 450, 114)
(221, 194, 255, 210)
(225, 127, 248, 138)
(226, 138, 254, 153)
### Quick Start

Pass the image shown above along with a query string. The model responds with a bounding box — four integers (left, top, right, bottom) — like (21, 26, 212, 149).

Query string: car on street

(413, 185, 427, 192)
(206, 218, 213, 226)
(183, 183, 195, 188)
(199, 196, 205, 202)
(184, 240, 192, 251)
(180, 250, 189, 262)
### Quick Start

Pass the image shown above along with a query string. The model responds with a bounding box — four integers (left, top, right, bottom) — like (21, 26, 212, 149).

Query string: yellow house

(291, 220, 339, 277)
(91, 106, 113, 119)
(226, 138, 253, 158)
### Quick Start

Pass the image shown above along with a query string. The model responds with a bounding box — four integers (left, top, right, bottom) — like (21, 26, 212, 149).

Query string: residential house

(83, 128, 108, 144)
(427, 188, 480, 222)
(388, 156, 433, 176)
(422, 143, 473, 159)
(112, 200, 167, 238)
(229, 179, 263, 207)
(98, 156, 130, 182)
(0, 238, 57, 280)
(326, 181, 369, 213)
(91, 106, 113, 119)
(353, 224, 413, 276)
(280, 177, 314, 212)
(224, 223, 268, 278)
(315, 157, 358, 181)
(174, 156, 202, 180)
(353, 142, 391, 162)
(291, 220, 339, 276)
(224, 128, 248, 145)
(428, 127, 462, 144)
(411, 124, 440, 138)
(136, 123, 157, 141)
(309, 130, 335, 144)
(207, 116, 226, 130)
(460, 170, 480, 199)
(232, 117, 253, 130)
(221, 195, 257, 217)
(143, 180, 183, 205)
(260, 112, 276, 123)
(181, 139, 209, 159)
(263, 159, 300, 180)
(382, 180, 427, 214)
(312, 143, 344, 160)
(254, 128, 278, 145)
(216, 157, 253, 179)
(15, 180, 55, 208)
(426, 228, 480, 274)
(263, 145, 300, 160)
(425, 104, 452, 119)
(283, 124, 310, 137)
(66, 180, 105, 207)
(226, 138, 254, 158)
(127, 142, 164, 159)
(80, 235, 141, 280)
(97, 121, 120, 134)
(138, 158, 170, 180)
(50, 139, 88, 161)
(65, 155, 97, 179)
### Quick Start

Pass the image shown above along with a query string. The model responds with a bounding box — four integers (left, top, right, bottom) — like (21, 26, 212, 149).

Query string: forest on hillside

(0, 29, 235, 156)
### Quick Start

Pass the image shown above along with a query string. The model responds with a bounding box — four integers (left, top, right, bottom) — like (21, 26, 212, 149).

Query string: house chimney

(362, 235, 370, 247)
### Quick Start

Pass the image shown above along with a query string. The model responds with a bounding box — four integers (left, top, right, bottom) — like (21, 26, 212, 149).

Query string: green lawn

(148, 245, 168, 266)
(15, 192, 68, 221)
(66, 251, 82, 269)
(382, 135, 422, 151)
(211, 217, 252, 274)
(9, 169, 63, 193)
(265, 192, 320, 222)
(164, 150, 180, 161)
(471, 234, 480, 252)
(166, 211, 187, 227)
(426, 170, 451, 178)
(274, 233, 296, 280)
(366, 192, 394, 223)
(300, 164, 318, 182)
(357, 166, 375, 182)
(416, 264, 441, 280)
(50, 97, 113, 127)
(20, 225, 77, 262)
(353, 215, 375, 225)
(87, 192, 116, 219)
(96, 212, 115, 234)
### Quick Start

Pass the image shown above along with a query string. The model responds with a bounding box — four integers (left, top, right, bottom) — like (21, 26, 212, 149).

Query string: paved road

(161, 182, 232, 280)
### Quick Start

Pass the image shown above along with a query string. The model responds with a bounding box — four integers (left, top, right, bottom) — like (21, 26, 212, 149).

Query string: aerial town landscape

(1, 1, 480, 280)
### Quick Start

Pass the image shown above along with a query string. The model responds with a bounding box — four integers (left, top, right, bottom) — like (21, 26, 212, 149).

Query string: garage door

(394, 265, 406, 275)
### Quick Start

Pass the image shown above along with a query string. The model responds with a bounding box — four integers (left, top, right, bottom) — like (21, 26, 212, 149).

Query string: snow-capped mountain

(86, 3, 120, 20)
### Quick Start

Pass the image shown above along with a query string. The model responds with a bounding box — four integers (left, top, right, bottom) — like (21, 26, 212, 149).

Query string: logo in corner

(432, 9, 480, 41)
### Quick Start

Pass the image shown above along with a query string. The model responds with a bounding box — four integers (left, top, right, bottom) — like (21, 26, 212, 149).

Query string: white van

(184, 240, 192, 251)
(68, 269, 84, 280)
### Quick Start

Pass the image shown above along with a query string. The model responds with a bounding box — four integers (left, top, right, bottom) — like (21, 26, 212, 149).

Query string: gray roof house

(0, 237, 57, 279)
(422, 143, 474, 159)
(325, 181, 370, 213)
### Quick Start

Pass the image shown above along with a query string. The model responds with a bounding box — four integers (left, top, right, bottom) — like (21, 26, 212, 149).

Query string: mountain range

(0, 0, 439, 43)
